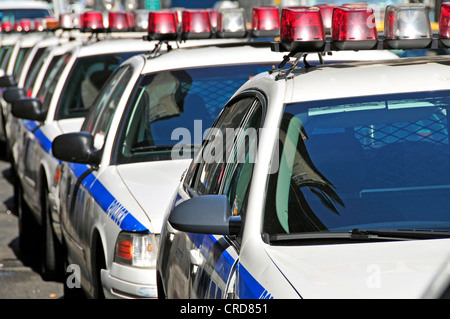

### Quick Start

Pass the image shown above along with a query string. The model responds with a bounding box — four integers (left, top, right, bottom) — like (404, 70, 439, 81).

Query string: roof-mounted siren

(252, 6, 280, 38)
(59, 13, 77, 30)
(181, 10, 212, 40)
(217, 8, 247, 38)
(2, 21, 12, 33)
(147, 10, 178, 40)
(34, 18, 44, 32)
(317, 4, 338, 34)
(43, 17, 59, 31)
(331, 5, 378, 50)
(108, 11, 131, 32)
(134, 9, 149, 31)
(384, 4, 432, 49)
(80, 11, 104, 33)
(439, 2, 450, 47)
(208, 9, 218, 31)
(280, 7, 325, 52)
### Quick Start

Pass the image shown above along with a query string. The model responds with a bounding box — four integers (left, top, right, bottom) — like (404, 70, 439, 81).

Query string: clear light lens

(134, 9, 149, 31)
(59, 13, 75, 29)
(115, 232, 159, 268)
(217, 8, 246, 33)
(384, 4, 431, 40)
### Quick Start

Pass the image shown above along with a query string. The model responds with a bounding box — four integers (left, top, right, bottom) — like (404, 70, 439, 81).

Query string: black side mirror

(11, 98, 46, 122)
(52, 132, 102, 166)
(168, 195, 241, 235)
(3, 86, 25, 103)
(0, 75, 17, 88)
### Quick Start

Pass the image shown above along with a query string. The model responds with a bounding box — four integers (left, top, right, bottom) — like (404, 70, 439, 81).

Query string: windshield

(115, 63, 275, 164)
(0, 9, 51, 23)
(55, 52, 143, 120)
(263, 90, 450, 237)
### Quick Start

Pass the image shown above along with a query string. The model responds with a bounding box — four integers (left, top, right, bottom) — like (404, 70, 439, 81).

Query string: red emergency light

(108, 11, 130, 32)
(439, 2, 450, 46)
(81, 11, 104, 32)
(2, 21, 12, 33)
(181, 10, 212, 39)
(280, 7, 325, 52)
(148, 10, 178, 40)
(252, 6, 280, 37)
(331, 6, 378, 50)
(317, 4, 338, 32)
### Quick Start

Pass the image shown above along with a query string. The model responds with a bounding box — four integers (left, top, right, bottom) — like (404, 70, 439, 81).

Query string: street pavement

(0, 143, 64, 299)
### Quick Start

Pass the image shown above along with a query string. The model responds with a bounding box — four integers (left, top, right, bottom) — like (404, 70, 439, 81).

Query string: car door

(172, 92, 265, 299)
(61, 66, 134, 269)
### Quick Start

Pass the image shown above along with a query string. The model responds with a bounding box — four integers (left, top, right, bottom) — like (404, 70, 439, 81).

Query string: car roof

(139, 42, 399, 74)
(76, 37, 155, 57)
(280, 56, 450, 104)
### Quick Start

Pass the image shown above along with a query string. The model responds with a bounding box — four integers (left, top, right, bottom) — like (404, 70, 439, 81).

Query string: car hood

(116, 159, 191, 234)
(264, 238, 450, 298)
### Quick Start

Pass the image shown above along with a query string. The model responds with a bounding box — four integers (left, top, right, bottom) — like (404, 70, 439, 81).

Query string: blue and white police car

(157, 4, 450, 299)
(10, 11, 154, 279)
(51, 7, 399, 299)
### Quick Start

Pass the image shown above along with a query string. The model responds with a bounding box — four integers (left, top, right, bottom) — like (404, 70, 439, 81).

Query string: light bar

(331, 6, 378, 50)
(108, 11, 130, 32)
(280, 7, 325, 52)
(384, 4, 432, 49)
(439, 2, 450, 47)
(317, 4, 338, 32)
(181, 10, 212, 40)
(81, 11, 104, 32)
(217, 8, 246, 38)
(252, 6, 280, 38)
(148, 10, 178, 40)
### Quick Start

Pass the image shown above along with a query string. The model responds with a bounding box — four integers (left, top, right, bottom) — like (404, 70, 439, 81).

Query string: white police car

(11, 11, 154, 279)
(157, 4, 450, 299)
(50, 7, 400, 299)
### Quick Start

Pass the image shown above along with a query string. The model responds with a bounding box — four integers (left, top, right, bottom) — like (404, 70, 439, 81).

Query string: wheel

(16, 180, 38, 259)
(40, 187, 63, 281)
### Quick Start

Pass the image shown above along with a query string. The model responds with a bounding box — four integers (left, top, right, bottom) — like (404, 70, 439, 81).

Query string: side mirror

(12, 98, 46, 122)
(52, 132, 102, 166)
(3, 86, 25, 103)
(168, 195, 241, 235)
(0, 75, 17, 88)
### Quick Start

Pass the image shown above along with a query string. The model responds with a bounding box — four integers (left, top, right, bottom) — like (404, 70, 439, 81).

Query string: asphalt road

(0, 142, 64, 299)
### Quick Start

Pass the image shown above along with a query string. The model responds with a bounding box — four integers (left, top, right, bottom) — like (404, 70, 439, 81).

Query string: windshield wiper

(264, 228, 450, 244)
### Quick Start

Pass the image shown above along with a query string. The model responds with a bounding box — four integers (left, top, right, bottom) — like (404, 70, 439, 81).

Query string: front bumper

(101, 262, 158, 299)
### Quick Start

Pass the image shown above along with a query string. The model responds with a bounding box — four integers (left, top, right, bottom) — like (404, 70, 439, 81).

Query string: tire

(16, 181, 38, 259)
(40, 187, 63, 281)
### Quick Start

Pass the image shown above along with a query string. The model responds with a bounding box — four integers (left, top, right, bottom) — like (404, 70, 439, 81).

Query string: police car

(157, 4, 450, 299)
(50, 7, 399, 299)
(11, 11, 154, 279)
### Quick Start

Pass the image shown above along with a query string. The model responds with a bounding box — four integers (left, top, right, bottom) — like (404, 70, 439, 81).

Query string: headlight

(114, 231, 159, 268)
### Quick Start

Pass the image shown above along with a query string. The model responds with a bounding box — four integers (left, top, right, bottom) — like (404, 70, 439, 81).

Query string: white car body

(157, 55, 450, 299)
(12, 36, 155, 279)
(51, 40, 400, 299)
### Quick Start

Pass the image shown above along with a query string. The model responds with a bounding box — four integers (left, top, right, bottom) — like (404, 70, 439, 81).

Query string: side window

(82, 66, 133, 150)
(190, 96, 259, 196)
(221, 101, 263, 216)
